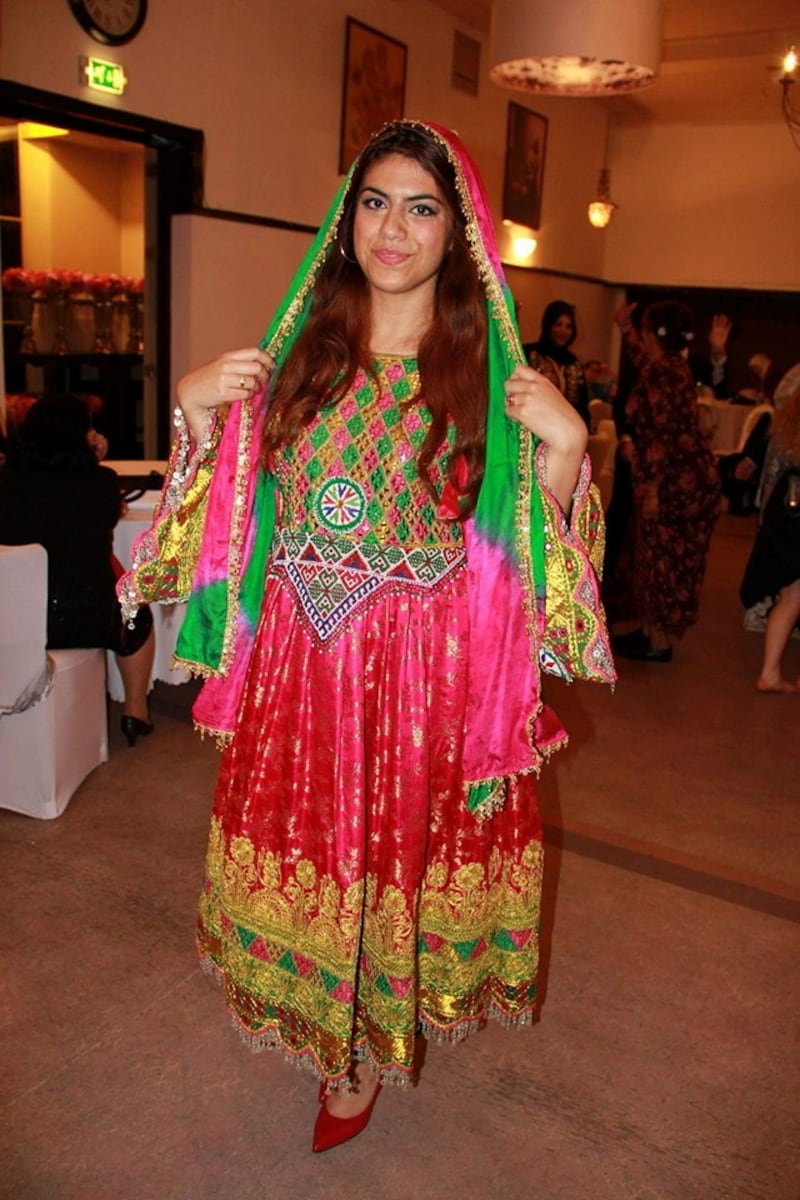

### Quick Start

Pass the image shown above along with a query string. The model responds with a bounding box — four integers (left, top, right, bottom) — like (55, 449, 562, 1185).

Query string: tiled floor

(1, 514, 798, 1199)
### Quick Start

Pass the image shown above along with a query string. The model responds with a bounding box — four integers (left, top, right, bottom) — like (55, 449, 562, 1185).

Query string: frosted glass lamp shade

(490, 0, 663, 96)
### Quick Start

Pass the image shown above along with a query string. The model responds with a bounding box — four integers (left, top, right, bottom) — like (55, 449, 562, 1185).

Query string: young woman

(523, 299, 590, 427)
(119, 121, 613, 1151)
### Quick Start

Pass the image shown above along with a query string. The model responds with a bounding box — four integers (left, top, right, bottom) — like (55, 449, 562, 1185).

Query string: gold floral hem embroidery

(197, 816, 543, 1079)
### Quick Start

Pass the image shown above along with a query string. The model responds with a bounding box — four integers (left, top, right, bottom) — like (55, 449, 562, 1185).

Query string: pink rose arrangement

(2, 267, 144, 296)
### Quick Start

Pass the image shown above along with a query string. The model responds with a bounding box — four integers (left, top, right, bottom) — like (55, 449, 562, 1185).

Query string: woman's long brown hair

(262, 123, 488, 516)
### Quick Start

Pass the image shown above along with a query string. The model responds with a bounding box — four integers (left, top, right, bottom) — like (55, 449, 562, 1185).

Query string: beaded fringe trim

(198, 954, 536, 1092)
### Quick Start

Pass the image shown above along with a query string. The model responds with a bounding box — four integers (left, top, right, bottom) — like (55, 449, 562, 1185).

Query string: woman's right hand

(176, 347, 274, 441)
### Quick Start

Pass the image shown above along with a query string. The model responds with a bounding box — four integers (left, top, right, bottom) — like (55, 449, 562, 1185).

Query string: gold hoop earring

(338, 237, 358, 265)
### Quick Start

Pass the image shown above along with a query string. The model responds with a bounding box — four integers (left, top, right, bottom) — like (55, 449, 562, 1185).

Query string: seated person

(0, 394, 156, 745)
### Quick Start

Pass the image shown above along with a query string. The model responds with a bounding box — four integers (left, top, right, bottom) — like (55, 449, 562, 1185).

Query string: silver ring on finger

(238, 374, 249, 390)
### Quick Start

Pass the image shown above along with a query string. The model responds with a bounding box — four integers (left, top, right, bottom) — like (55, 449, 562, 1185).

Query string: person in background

(718, 406, 774, 515)
(0, 394, 155, 744)
(717, 361, 800, 515)
(740, 381, 800, 691)
(118, 121, 611, 1153)
(523, 300, 590, 427)
(691, 312, 731, 398)
(583, 359, 618, 404)
(608, 300, 721, 662)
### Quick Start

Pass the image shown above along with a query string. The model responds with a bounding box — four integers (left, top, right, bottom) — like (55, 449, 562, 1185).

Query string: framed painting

(502, 102, 548, 231)
(339, 18, 407, 174)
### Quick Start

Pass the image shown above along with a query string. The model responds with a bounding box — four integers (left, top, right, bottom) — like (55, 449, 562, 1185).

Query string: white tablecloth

(703, 400, 751, 454)
(107, 490, 190, 702)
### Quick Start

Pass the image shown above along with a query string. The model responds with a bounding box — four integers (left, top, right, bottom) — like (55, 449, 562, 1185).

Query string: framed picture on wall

(502, 102, 548, 231)
(339, 18, 407, 174)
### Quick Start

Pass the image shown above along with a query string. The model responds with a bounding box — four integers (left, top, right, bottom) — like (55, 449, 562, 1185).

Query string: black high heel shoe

(120, 715, 154, 747)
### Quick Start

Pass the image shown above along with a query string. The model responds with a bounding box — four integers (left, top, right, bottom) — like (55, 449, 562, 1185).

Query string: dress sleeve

(117, 408, 224, 622)
(534, 445, 615, 685)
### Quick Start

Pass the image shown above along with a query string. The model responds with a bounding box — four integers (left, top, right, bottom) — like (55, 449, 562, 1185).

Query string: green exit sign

(81, 56, 127, 96)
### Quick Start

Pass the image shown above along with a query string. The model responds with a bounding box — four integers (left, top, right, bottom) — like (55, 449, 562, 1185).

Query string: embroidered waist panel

(271, 527, 466, 644)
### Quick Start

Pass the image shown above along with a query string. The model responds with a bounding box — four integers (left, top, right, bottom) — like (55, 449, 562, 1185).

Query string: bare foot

(324, 1063, 380, 1119)
(756, 677, 797, 693)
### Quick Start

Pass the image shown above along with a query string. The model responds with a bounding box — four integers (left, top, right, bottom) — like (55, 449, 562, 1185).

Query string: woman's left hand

(504, 364, 587, 512)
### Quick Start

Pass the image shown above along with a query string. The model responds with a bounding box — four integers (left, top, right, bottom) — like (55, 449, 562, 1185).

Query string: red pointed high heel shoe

(312, 1080, 382, 1153)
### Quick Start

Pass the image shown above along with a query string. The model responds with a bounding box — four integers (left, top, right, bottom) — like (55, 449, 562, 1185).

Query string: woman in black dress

(0, 394, 155, 743)
(740, 382, 800, 692)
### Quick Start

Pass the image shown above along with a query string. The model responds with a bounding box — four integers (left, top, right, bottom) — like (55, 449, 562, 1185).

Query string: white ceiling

(431, 0, 800, 125)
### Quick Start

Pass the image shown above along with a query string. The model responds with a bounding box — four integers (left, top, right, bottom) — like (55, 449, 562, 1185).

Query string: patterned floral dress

(625, 351, 721, 638)
(195, 356, 544, 1088)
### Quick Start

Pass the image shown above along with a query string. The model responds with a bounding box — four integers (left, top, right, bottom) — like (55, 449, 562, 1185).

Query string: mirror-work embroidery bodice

(271, 357, 465, 644)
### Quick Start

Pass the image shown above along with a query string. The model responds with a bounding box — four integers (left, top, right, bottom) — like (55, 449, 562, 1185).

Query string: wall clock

(68, 0, 148, 46)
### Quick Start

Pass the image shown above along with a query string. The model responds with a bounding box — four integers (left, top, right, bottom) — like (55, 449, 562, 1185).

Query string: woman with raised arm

(610, 300, 721, 662)
(119, 121, 614, 1152)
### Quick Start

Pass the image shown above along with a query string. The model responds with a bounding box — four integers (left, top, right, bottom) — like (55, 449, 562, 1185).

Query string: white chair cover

(588, 397, 613, 433)
(0, 544, 108, 819)
(586, 418, 618, 512)
(736, 404, 773, 454)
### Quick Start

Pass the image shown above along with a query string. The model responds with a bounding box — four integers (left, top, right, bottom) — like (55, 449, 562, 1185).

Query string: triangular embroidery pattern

(273, 530, 465, 645)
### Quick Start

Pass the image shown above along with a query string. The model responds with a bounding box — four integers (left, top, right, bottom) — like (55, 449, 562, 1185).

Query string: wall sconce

(490, 0, 663, 96)
(501, 219, 538, 266)
(779, 46, 800, 149)
(513, 235, 537, 257)
(587, 168, 617, 228)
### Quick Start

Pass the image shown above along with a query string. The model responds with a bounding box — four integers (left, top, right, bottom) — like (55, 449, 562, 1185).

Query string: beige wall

(170, 216, 313, 386)
(604, 119, 800, 292)
(120, 153, 144, 277)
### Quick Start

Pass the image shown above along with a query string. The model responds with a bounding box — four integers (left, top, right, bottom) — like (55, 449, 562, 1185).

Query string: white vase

(67, 294, 95, 354)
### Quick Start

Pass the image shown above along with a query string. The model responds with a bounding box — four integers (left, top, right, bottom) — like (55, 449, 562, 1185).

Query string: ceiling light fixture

(779, 46, 800, 149)
(490, 0, 664, 96)
(587, 120, 617, 229)
(587, 168, 617, 229)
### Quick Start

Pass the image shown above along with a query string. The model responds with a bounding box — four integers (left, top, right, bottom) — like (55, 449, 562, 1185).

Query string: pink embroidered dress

(196, 356, 545, 1087)
(119, 121, 614, 1094)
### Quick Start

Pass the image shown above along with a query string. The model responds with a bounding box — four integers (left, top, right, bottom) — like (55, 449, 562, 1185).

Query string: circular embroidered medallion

(314, 476, 366, 531)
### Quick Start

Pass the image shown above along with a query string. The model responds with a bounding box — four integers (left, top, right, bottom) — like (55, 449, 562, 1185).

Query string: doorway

(0, 80, 203, 458)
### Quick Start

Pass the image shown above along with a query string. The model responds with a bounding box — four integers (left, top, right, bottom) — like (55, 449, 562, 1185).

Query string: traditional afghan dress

(612, 349, 721, 638)
(119, 122, 614, 1090)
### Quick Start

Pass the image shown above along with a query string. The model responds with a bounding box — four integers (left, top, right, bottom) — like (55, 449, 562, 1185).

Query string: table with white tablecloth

(107, 490, 191, 702)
